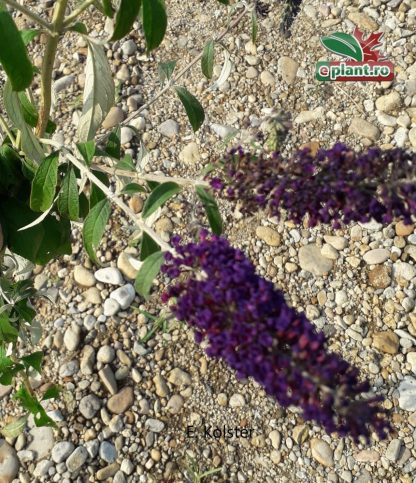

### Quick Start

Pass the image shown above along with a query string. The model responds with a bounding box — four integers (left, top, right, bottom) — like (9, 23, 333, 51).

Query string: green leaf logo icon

(320, 32, 363, 62)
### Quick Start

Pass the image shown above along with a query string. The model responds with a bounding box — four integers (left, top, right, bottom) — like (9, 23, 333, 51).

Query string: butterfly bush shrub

(161, 231, 391, 442)
(209, 143, 416, 228)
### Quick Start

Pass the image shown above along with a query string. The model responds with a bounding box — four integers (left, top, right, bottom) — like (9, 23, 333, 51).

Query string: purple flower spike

(209, 143, 416, 227)
(162, 233, 390, 442)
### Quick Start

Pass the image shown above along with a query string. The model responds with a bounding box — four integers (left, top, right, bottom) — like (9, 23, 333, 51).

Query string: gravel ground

(1, 0, 416, 482)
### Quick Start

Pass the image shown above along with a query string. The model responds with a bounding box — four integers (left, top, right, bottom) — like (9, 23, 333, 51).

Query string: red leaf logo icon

(353, 27, 385, 62)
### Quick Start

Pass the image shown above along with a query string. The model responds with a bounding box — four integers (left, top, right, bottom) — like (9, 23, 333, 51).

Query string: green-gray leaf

(30, 152, 59, 212)
(142, 0, 167, 51)
(158, 60, 177, 83)
(134, 251, 164, 299)
(201, 40, 215, 80)
(175, 86, 205, 132)
(77, 140, 96, 166)
(83, 199, 111, 264)
(20, 29, 40, 46)
(120, 183, 146, 195)
(320, 32, 363, 62)
(3, 81, 44, 165)
(0, 9, 33, 91)
(140, 231, 160, 260)
(111, 0, 141, 40)
(251, 11, 258, 44)
(1, 416, 28, 438)
(58, 168, 79, 220)
(196, 186, 223, 235)
(142, 182, 181, 219)
(78, 38, 115, 142)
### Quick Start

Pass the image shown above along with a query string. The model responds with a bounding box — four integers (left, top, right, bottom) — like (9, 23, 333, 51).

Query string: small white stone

(229, 393, 245, 408)
(110, 284, 135, 309)
(103, 298, 120, 316)
(398, 377, 416, 411)
(120, 127, 134, 145)
(159, 119, 179, 138)
(94, 267, 124, 285)
(363, 248, 390, 265)
(121, 39, 137, 56)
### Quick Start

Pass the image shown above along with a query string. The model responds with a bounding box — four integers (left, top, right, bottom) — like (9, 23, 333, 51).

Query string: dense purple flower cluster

(209, 143, 416, 228)
(161, 232, 390, 441)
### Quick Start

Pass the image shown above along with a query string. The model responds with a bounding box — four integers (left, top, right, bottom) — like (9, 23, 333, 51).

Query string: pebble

(385, 439, 402, 462)
(83, 287, 101, 304)
(348, 12, 378, 31)
(260, 71, 275, 86)
(229, 393, 245, 408)
(323, 235, 347, 250)
(102, 107, 125, 130)
(121, 39, 137, 56)
(407, 352, 416, 373)
(168, 368, 191, 386)
(99, 366, 118, 395)
(159, 119, 179, 138)
(179, 142, 201, 165)
(79, 394, 101, 419)
(145, 419, 165, 433)
(110, 284, 135, 309)
(375, 91, 401, 113)
(66, 446, 88, 472)
(409, 128, 416, 148)
(354, 449, 380, 463)
(97, 345, 116, 363)
(348, 118, 380, 140)
(321, 244, 338, 260)
(310, 438, 334, 467)
(393, 262, 416, 281)
(63, 324, 81, 351)
(256, 226, 281, 247)
(26, 427, 54, 460)
(99, 441, 117, 464)
(277, 56, 298, 84)
(372, 331, 399, 354)
(363, 248, 390, 265)
(396, 221, 414, 237)
(368, 266, 391, 289)
(107, 387, 134, 414)
(269, 430, 281, 450)
(103, 298, 120, 316)
(153, 374, 170, 397)
(96, 463, 120, 480)
(117, 252, 141, 280)
(298, 244, 333, 276)
(167, 395, 184, 414)
(80, 345, 96, 375)
(33, 460, 52, 477)
(95, 267, 124, 285)
(51, 442, 75, 464)
(398, 377, 416, 411)
(120, 127, 134, 145)
(294, 107, 324, 124)
(73, 266, 96, 287)
(54, 74, 76, 93)
(0, 440, 19, 482)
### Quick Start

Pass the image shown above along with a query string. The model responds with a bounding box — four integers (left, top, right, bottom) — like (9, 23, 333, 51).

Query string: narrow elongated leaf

(158, 60, 177, 83)
(78, 38, 115, 142)
(142, 182, 180, 219)
(20, 29, 40, 46)
(14, 386, 56, 428)
(83, 199, 111, 264)
(58, 168, 79, 220)
(121, 183, 146, 195)
(102, 0, 114, 17)
(321, 32, 363, 62)
(134, 251, 164, 299)
(3, 81, 44, 164)
(21, 351, 43, 373)
(112, 0, 141, 40)
(30, 152, 59, 212)
(0, 198, 71, 264)
(105, 126, 121, 159)
(196, 186, 223, 235)
(0, 314, 18, 343)
(90, 171, 110, 208)
(69, 22, 88, 34)
(1, 416, 28, 438)
(142, 0, 167, 51)
(217, 0, 230, 4)
(140, 232, 160, 260)
(175, 87, 205, 132)
(42, 385, 61, 401)
(210, 47, 232, 90)
(0, 9, 33, 91)
(17, 92, 56, 134)
(77, 140, 96, 166)
(201, 40, 215, 80)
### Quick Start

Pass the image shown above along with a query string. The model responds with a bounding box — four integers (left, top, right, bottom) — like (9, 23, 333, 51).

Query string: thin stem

(63, 0, 95, 27)
(0, 113, 17, 147)
(2, 0, 53, 31)
(91, 163, 210, 188)
(36, 0, 69, 137)
(97, 4, 248, 144)
(62, 151, 172, 252)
